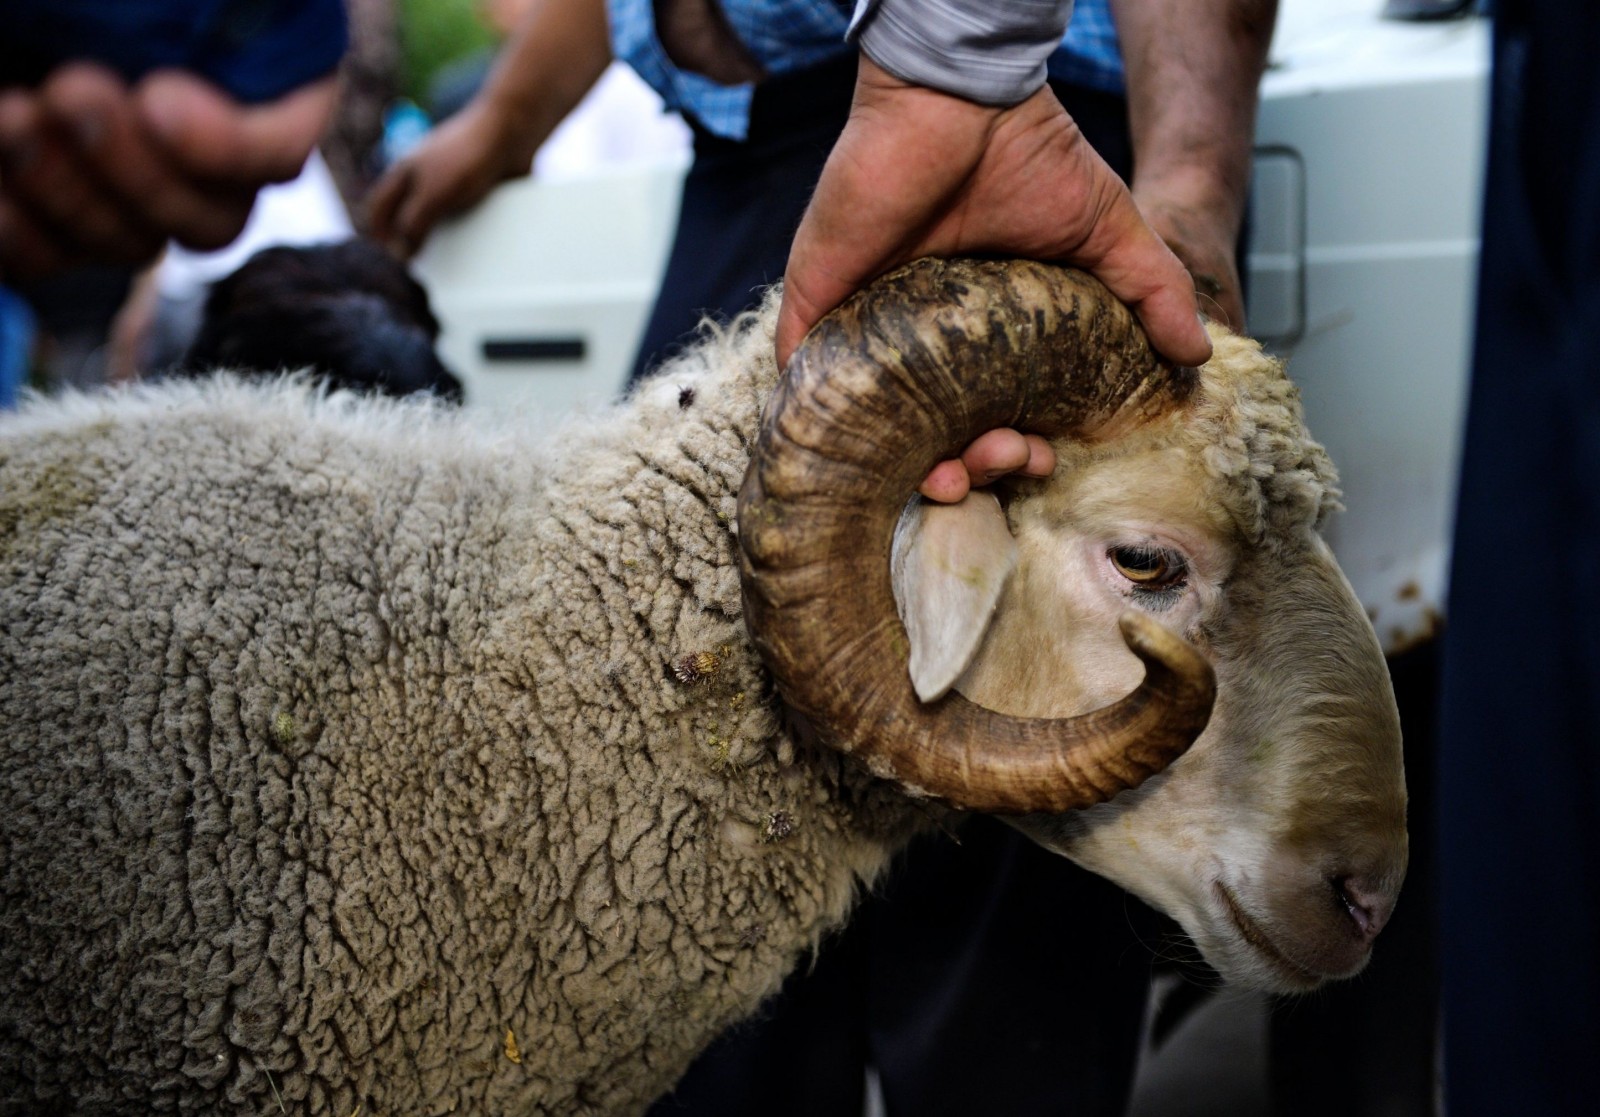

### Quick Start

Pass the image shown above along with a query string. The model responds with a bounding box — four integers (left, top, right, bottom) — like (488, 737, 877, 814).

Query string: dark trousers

(1440, 2, 1600, 1113)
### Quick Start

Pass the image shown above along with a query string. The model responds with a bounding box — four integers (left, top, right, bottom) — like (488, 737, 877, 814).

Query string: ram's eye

(1110, 545, 1185, 587)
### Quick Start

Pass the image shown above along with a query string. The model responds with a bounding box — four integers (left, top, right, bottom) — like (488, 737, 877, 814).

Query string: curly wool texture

(0, 293, 1339, 1115)
(0, 303, 919, 1116)
(1024, 324, 1337, 560)
(1180, 325, 1341, 546)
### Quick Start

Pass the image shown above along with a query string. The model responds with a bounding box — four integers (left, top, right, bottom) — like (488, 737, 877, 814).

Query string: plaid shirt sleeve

(1053, 0, 1126, 95)
(607, 0, 854, 140)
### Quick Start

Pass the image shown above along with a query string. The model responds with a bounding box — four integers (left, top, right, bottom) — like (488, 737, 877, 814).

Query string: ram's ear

(891, 492, 1019, 703)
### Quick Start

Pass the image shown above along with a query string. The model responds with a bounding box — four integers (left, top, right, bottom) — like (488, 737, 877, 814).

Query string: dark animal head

(182, 238, 463, 402)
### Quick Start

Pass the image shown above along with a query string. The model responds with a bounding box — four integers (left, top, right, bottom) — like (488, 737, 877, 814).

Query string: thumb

(777, 220, 883, 368)
(1079, 209, 1214, 368)
(775, 272, 835, 370)
(137, 71, 336, 185)
(1129, 281, 1213, 368)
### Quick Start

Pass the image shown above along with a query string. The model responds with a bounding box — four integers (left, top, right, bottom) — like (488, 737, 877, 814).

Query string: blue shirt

(1054, 0, 1125, 98)
(0, 0, 348, 104)
(608, 0, 1124, 141)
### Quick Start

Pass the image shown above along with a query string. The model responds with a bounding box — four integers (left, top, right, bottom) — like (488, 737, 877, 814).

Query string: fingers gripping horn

(737, 258, 1216, 814)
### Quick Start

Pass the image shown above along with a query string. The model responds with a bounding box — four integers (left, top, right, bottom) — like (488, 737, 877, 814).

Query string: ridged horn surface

(737, 258, 1216, 814)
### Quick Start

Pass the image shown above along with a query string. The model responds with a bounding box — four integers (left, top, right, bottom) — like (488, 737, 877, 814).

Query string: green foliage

(397, 0, 497, 103)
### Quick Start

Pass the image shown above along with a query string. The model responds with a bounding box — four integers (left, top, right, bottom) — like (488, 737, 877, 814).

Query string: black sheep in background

(182, 238, 464, 402)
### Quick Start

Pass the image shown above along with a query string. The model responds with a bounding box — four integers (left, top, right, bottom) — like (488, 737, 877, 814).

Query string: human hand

(917, 428, 1057, 504)
(778, 56, 1210, 501)
(778, 58, 1211, 371)
(367, 97, 536, 259)
(0, 63, 335, 282)
(1111, 0, 1273, 336)
(1135, 177, 1247, 332)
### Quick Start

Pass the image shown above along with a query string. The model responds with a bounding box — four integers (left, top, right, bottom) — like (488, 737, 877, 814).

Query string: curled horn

(737, 258, 1216, 814)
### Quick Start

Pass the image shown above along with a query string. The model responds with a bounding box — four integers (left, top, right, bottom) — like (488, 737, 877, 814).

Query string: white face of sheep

(892, 435, 1407, 993)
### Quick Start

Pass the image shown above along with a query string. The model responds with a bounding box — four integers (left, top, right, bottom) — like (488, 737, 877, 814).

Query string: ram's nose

(1333, 874, 1397, 945)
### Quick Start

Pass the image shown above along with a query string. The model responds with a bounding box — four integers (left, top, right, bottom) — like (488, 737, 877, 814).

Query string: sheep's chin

(1195, 882, 1340, 994)
(1007, 813, 1356, 995)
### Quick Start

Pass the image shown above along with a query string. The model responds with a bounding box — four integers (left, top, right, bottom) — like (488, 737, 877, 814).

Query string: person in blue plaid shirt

(372, 3, 1273, 1113)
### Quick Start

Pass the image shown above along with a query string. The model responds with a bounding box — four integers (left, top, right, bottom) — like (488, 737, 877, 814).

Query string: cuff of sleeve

(848, 0, 1073, 107)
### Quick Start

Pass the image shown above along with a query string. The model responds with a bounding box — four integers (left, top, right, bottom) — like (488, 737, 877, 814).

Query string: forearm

(476, 0, 613, 162)
(1113, 0, 1277, 235)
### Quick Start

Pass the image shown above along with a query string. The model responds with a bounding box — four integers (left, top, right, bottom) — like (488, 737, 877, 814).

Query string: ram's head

(738, 257, 1406, 993)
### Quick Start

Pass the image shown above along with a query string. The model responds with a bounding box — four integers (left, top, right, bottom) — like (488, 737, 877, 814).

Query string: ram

(0, 259, 1405, 1115)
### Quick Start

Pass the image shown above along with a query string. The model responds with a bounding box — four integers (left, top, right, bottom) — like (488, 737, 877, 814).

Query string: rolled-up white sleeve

(848, 0, 1075, 106)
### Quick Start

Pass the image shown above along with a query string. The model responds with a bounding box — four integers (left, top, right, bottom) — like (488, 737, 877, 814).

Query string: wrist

(1132, 165, 1246, 237)
(469, 87, 541, 177)
(852, 55, 1004, 139)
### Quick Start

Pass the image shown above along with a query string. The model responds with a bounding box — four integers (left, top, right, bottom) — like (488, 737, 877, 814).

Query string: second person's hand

(367, 97, 537, 259)
(0, 63, 335, 280)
